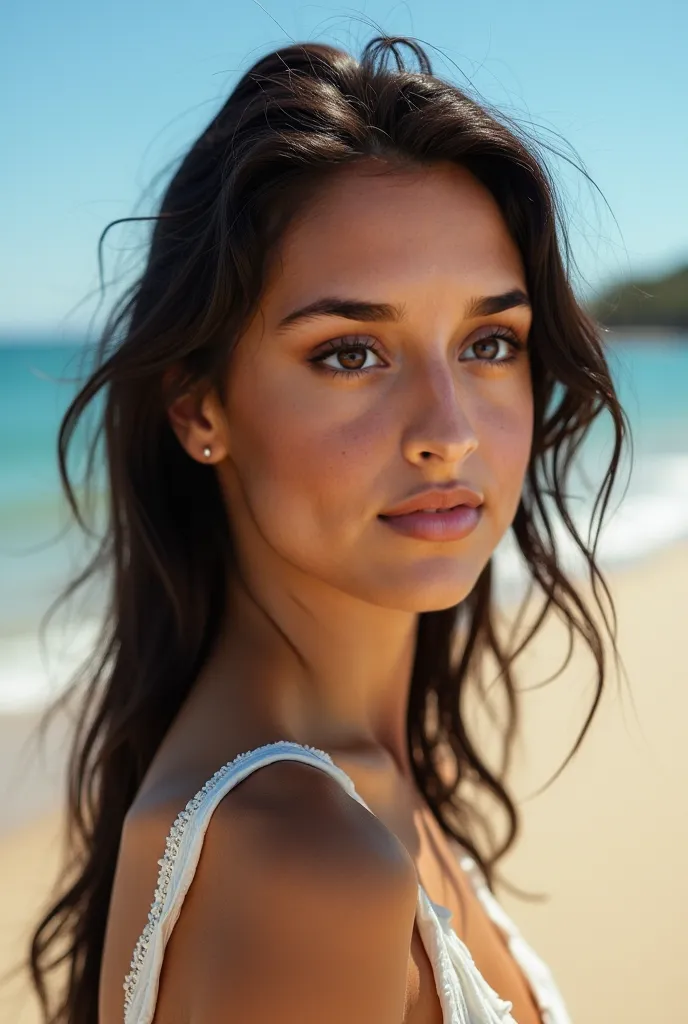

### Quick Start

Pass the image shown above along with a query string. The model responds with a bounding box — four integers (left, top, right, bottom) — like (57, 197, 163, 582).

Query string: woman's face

(213, 161, 533, 611)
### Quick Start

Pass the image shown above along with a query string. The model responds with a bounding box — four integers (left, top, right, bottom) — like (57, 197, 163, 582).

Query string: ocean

(1, 333, 687, 713)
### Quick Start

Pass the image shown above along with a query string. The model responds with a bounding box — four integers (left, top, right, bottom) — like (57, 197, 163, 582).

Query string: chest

(337, 759, 545, 1024)
(410, 842, 544, 1024)
(390, 806, 543, 1024)
(403, 886, 544, 1024)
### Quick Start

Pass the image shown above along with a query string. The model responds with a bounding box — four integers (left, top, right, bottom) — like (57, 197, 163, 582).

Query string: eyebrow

(276, 289, 530, 332)
(277, 298, 404, 332)
(466, 289, 531, 317)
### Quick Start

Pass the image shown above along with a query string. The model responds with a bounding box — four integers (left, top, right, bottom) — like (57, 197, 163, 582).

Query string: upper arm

(99, 797, 183, 1024)
(153, 763, 418, 1023)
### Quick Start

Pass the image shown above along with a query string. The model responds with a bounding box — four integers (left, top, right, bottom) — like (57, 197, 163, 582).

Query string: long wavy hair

(29, 35, 627, 1023)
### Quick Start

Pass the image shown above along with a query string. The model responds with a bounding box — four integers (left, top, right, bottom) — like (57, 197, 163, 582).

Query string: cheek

(226, 371, 386, 549)
(481, 387, 533, 518)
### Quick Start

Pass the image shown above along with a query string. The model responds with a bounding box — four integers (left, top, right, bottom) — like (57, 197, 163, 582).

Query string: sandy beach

(1, 543, 686, 1023)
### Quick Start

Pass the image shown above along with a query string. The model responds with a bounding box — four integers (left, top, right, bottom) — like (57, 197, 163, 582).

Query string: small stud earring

(202, 446, 212, 459)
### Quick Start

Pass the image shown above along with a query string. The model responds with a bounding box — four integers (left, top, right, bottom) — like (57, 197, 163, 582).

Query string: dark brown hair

(29, 36, 627, 1022)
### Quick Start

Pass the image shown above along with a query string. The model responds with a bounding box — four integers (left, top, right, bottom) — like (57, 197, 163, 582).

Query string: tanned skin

(99, 162, 542, 1024)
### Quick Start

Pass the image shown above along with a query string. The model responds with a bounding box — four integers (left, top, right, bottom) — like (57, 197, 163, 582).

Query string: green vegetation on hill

(589, 262, 688, 330)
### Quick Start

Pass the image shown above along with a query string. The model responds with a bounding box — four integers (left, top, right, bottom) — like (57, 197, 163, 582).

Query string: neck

(199, 562, 420, 777)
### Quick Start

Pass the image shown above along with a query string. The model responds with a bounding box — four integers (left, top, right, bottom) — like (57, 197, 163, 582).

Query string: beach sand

(495, 540, 688, 1021)
(1, 542, 686, 1022)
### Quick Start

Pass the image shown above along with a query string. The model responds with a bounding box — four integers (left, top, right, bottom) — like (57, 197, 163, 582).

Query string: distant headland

(588, 261, 688, 334)
(1, 258, 687, 345)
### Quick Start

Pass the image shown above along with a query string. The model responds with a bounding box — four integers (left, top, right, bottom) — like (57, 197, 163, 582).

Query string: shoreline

(602, 324, 688, 339)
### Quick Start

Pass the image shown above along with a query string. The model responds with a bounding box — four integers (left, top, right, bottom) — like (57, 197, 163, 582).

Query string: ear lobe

(166, 382, 228, 464)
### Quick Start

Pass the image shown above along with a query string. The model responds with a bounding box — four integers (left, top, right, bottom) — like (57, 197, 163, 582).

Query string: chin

(360, 559, 486, 613)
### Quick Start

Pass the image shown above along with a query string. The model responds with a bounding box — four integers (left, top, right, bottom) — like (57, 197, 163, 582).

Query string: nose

(400, 358, 479, 468)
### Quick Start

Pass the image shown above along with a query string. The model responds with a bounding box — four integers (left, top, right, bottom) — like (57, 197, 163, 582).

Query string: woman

(30, 36, 626, 1024)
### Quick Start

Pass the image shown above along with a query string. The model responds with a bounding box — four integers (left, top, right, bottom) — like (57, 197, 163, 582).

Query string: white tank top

(122, 741, 572, 1023)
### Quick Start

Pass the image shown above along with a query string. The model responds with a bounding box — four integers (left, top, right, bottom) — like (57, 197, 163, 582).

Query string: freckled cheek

(285, 417, 385, 505)
(480, 393, 533, 499)
(232, 391, 385, 522)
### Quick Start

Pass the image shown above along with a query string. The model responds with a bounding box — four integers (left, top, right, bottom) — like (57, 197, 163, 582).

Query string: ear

(165, 372, 229, 465)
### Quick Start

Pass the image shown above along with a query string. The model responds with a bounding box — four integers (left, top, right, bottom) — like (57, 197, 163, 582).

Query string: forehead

(265, 161, 526, 317)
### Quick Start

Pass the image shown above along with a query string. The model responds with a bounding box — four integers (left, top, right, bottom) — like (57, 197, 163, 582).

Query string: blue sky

(3, 0, 687, 334)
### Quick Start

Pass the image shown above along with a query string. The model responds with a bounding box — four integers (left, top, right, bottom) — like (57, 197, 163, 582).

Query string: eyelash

(310, 329, 524, 379)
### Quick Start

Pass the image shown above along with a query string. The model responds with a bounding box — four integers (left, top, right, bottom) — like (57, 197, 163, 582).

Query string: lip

(379, 485, 484, 517)
(379, 504, 483, 542)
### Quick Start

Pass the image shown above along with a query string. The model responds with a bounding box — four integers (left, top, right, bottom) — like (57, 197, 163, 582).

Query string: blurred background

(1, 1, 686, 1021)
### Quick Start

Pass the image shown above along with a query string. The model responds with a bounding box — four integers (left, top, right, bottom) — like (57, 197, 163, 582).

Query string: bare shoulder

(100, 760, 418, 1024)
(98, 776, 193, 1024)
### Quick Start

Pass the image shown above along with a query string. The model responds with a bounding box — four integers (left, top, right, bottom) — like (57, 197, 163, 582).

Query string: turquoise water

(1, 334, 688, 642)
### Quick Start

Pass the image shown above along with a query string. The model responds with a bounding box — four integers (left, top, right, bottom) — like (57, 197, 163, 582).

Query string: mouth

(378, 504, 482, 541)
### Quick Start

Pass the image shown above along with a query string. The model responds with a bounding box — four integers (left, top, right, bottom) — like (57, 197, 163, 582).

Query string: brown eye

(311, 336, 385, 377)
(337, 348, 368, 370)
(473, 338, 501, 360)
(460, 329, 522, 366)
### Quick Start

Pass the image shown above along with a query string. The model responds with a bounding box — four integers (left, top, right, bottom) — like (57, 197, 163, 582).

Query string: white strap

(123, 742, 347, 1023)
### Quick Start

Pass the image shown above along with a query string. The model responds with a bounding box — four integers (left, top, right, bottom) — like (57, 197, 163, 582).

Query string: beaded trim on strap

(122, 741, 334, 1019)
